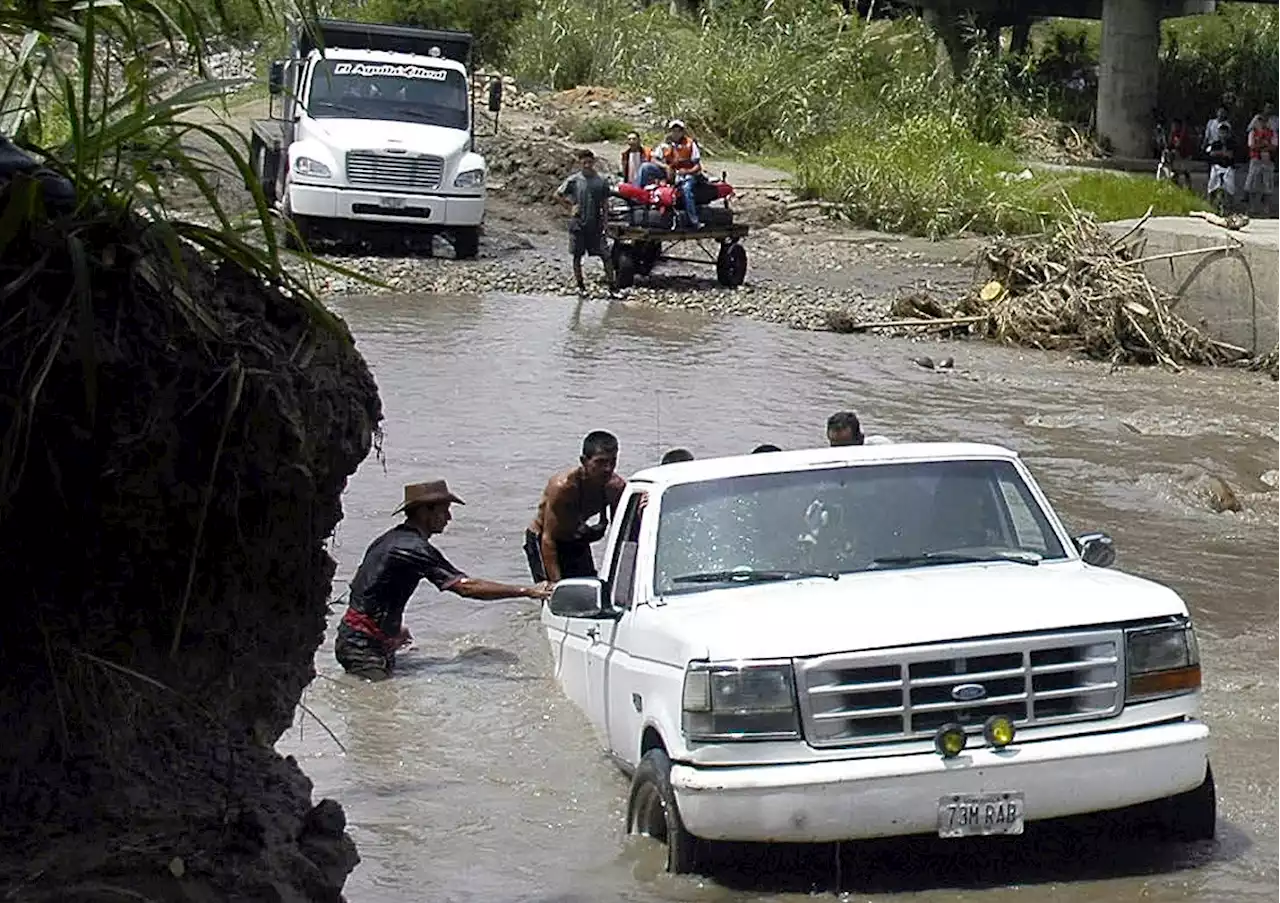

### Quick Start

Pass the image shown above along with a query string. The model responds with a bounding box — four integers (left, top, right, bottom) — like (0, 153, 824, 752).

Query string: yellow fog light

(983, 715, 1016, 748)
(934, 723, 968, 758)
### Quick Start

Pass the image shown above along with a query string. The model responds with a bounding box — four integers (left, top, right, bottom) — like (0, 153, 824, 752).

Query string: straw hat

(392, 480, 465, 515)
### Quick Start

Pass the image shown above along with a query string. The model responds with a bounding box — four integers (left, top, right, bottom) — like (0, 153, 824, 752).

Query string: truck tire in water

(1158, 762, 1217, 841)
(452, 227, 480, 260)
(626, 748, 703, 874)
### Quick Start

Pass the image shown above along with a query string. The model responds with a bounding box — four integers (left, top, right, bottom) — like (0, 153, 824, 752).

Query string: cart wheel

(636, 241, 661, 276)
(716, 241, 747, 287)
(614, 247, 637, 289)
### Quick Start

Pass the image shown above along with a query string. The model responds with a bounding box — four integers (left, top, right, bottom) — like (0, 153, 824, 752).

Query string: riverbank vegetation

(322, 0, 1272, 237)
(8, 0, 1274, 239)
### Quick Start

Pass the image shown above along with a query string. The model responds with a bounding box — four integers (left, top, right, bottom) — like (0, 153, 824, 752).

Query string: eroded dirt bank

(0, 185, 381, 901)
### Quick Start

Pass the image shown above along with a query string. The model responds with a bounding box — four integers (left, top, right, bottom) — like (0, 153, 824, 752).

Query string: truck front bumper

(289, 183, 484, 227)
(670, 720, 1209, 843)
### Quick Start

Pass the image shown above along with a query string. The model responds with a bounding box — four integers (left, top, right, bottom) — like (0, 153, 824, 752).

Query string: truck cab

(540, 443, 1215, 874)
(249, 19, 502, 258)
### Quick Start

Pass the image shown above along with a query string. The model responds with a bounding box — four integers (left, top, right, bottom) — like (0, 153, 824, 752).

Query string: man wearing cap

(335, 480, 551, 681)
(654, 119, 704, 229)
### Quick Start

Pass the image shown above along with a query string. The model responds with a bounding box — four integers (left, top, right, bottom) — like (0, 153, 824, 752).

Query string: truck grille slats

(795, 629, 1124, 747)
(345, 151, 444, 191)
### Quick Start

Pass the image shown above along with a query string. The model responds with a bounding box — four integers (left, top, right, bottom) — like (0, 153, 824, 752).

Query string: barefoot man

(524, 431, 626, 583)
(336, 480, 551, 681)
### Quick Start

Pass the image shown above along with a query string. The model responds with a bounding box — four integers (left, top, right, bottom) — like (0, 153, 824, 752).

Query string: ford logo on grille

(951, 683, 988, 702)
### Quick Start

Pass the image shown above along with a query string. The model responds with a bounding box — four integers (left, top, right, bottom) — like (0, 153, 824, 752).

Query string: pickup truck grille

(794, 629, 1124, 748)
(345, 151, 444, 191)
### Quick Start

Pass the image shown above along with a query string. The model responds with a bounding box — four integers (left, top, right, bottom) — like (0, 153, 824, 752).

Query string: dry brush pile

(832, 209, 1269, 375)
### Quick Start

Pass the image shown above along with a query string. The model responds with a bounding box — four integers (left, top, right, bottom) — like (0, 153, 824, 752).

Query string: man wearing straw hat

(335, 480, 552, 681)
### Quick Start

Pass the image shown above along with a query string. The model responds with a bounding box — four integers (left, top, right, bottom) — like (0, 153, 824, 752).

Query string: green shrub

(329, 0, 531, 63)
(793, 116, 1209, 239)
(568, 115, 631, 143)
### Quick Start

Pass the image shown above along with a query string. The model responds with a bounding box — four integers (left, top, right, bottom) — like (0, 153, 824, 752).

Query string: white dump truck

(249, 19, 502, 258)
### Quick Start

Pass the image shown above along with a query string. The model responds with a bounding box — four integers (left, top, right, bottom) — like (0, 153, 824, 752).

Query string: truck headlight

(294, 156, 331, 179)
(454, 168, 485, 189)
(681, 660, 800, 741)
(1126, 619, 1201, 702)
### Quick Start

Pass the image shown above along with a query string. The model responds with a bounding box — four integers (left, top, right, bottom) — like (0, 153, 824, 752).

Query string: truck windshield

(653, 459, 1069, 596)
(307, 59, 469, 130)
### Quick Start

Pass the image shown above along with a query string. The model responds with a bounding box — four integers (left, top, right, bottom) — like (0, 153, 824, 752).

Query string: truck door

(584, 489, 646, 748)
(594, 489, 657, 766)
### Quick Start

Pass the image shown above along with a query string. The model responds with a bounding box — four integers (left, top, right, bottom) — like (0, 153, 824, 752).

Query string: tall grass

(506, 0, 976, 152)
(793, 115, 1209, 238)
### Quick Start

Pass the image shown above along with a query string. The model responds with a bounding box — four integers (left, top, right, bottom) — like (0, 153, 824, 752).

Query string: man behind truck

(524, 431, 626, 583)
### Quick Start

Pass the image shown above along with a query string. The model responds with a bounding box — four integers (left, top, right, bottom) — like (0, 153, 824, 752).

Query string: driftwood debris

(828, 210, 1259, 372)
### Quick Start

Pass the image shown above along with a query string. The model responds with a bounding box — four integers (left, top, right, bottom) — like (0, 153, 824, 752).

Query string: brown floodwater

(277, 293, 1279, 903)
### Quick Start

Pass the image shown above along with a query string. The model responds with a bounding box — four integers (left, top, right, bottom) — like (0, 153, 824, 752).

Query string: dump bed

(291, 18, 473, 67)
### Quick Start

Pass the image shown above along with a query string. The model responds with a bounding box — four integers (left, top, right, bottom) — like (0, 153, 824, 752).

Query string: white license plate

(937, 792, 1025, 838)
(379, 196, 405, 209)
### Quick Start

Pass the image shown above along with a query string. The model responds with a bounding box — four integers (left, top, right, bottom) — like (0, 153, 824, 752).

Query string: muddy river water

(277, 292, 1278, 903)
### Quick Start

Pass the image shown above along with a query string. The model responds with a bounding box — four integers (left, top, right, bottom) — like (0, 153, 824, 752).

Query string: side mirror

(1074, 532, 1116, 568)
(487, 78, 503, 113)
(268, 60, 285, 96)
(547, 577, 610, 618)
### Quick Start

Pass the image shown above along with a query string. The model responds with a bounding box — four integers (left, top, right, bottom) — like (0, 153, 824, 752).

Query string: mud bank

(0, 187, 381, 901)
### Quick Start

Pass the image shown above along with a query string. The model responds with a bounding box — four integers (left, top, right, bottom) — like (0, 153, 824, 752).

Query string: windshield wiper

(672, 568, 840, 585)
(312, 100, 363, 116)
(868, 551, 1042, 570)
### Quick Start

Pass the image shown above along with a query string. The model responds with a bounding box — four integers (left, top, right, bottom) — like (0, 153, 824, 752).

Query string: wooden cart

(604, 220, 750, 290)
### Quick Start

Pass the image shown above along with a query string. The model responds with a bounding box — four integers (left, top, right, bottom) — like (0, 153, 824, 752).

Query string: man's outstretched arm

(451, 578, 551, 601)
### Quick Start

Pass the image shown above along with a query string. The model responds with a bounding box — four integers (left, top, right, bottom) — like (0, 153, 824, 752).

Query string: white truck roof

(630, 442, 1021, 488)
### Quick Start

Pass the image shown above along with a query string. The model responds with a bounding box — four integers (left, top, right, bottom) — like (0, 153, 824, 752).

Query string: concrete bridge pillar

(1097, 0, 1162, 157)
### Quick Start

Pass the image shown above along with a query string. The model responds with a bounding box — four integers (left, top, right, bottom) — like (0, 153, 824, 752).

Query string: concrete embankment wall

(1102, 217, 1279, 354)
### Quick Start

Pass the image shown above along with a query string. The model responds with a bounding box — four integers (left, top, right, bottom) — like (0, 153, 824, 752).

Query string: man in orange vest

(655, 119, 705, 229)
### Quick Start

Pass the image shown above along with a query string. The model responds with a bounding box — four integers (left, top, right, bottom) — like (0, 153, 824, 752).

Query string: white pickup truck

(541, 442, 1214, 874)
(250, 19, 501, 257)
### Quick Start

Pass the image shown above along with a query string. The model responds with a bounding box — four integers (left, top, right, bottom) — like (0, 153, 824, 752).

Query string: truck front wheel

(452, 226, 480, 260)
(1157, 763, 1216, 842)
(626, 748, 703, 875)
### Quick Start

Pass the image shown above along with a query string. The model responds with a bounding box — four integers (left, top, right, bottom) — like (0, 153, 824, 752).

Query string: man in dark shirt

(557, 149, 614, 294)
(336, 480, 551, 681)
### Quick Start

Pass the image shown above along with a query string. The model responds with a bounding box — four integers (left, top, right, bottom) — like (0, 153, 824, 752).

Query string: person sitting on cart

(655, 119, 705, 229)
(557, 149, 615, 295)
(623, 132, 664, 187)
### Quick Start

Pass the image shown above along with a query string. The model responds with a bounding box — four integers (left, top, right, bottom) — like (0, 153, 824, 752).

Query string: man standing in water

(525, 431, 626, 583)
(557, 149, 614, 295)
(827, 410, 892, 446)
(826, 410, 865, 446)
(336, 480, 551, 682)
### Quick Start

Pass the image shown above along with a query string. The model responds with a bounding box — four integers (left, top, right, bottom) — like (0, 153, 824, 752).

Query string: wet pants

(335, 620, 395, 681)
(523, 529, 598, 583)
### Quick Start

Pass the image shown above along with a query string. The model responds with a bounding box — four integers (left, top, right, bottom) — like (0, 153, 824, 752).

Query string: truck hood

(304, 118, 471, 158)
(659, 562, 1187, 661)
